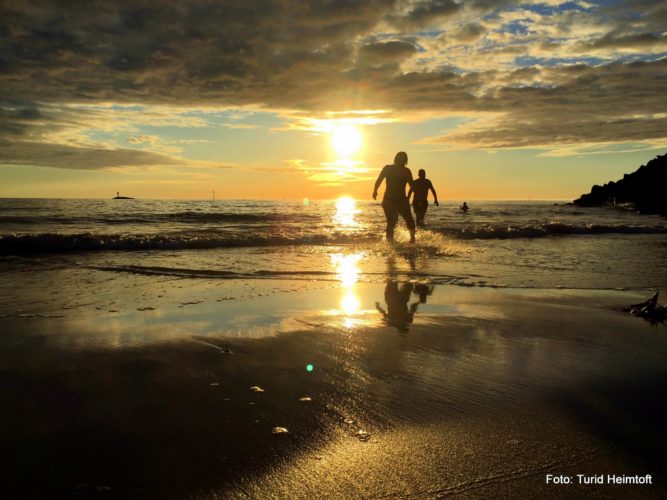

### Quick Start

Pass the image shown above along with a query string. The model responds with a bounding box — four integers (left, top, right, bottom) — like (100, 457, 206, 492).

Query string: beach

(4, 0, 667, 496)
(1, 198, 667, 498)
(2, 261, 667, 498)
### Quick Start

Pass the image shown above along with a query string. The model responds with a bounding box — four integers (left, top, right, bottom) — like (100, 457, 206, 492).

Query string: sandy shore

(1, 264, 666, 498)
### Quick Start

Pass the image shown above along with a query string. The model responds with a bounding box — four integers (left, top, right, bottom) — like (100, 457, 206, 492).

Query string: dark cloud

(391, 0, 460, 28)
(358, 40, 418, 64)
(0, 0, 401, 107)
(0, 0, 665, 157)
(578, 31, 667, 51)
(453, 23, 485, 42)
(0, 141, 188, 170)
(420, 59, 667, 149)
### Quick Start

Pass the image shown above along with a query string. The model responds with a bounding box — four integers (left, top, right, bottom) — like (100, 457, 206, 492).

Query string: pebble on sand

(272, 427, 289, 434)
(250, 386, 265, 393)
(299, 396, 312, 402)
(355, 430, 370, 442)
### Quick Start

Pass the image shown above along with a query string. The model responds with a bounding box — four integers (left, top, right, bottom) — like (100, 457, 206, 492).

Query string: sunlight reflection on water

(333, 196, 361, 228)
(330, 250, 368, 328)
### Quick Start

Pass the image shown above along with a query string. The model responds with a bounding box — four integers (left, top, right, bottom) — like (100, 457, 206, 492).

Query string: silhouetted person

(460, 201, 469, 212)
(408, 169, 439, 227)
(373, 151, 416, 243)
(375, 281, 419, 333)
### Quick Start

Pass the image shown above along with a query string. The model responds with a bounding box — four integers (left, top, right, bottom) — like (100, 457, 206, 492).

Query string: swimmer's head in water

(394, 151, 408, 166)
(418, 169, 425, 178)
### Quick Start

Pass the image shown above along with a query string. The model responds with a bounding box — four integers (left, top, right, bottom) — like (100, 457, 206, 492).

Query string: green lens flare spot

(306, 364, 314, 372)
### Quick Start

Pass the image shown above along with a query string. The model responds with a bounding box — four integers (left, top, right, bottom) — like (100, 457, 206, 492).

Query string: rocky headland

(574, 154, 667, 215)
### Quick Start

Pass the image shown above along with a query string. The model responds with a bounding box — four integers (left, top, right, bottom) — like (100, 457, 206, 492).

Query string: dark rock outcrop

(573, 153, 667, 215)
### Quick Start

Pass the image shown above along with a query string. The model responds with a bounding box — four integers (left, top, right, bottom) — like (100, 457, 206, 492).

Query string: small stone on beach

(299, 396, 312, 402)
(250, 386, 264, 393)
(272, 427, 289, 434)
(355, 430, 370, 442)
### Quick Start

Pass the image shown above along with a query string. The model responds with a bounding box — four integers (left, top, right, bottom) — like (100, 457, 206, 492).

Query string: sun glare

(334, 196, 359, 227)
(331, 124, 362, 157)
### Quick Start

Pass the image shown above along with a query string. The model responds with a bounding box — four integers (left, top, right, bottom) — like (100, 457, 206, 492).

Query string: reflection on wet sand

(376, 254, 433, 333)
(3, 269, 667, 498)
(331, 251, 367, 329)
(376, 281, 420, 333)
(413, 283, 434, 303)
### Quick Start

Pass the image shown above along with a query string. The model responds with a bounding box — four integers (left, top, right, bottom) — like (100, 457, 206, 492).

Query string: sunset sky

(1, 0, 665, 200)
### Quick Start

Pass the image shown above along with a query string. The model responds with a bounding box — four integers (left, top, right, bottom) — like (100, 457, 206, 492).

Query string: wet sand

(1, 265, 667, 498)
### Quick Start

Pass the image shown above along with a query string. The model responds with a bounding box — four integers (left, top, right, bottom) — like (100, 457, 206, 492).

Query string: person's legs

(382, 199, 399, 242)
(412, 204, 421, 226)
(414, 201, 427, 226)
(397, 199, 416, 242)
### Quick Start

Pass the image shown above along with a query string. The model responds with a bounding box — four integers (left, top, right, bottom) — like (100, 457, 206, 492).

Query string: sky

(1, 0, 666, 200)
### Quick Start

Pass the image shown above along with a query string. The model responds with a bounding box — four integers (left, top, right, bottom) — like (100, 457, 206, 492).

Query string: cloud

(0, 141, 188, 170)
(452, 23, 486, 42)
(390, 0, 461, 29)
(576, 31, 667, 51)
(0, 0, 665, 163)
(127, 135, 161, 144)
(358, 40, 418, 65)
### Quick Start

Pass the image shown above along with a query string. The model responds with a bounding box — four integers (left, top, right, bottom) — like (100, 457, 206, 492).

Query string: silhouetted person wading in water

(408, 168, 439, 227)
(373, 151, 416, 243)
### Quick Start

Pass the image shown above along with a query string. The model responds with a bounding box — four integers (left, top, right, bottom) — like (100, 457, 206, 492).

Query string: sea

(1, 198, 666, 291)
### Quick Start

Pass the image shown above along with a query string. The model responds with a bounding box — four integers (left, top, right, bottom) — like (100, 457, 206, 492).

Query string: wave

(1, 222, 666, 254)
(445, 223, 667, 239)
(0, 231, 380, 254)
(0, 211, 320, 226)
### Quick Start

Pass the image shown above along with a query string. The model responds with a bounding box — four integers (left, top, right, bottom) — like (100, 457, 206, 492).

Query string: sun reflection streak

(330, 252, 365, 328)
(334, 196, 360, 228)
(331, 252, 361, 288)
(340, 290, 360, 315)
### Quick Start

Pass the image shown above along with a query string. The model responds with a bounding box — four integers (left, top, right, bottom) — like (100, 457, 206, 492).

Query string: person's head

(418, 169, 425, 179)
(394, 151, 408, 166)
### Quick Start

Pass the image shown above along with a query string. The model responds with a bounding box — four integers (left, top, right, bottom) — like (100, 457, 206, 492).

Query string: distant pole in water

(212, 190, 215, 201)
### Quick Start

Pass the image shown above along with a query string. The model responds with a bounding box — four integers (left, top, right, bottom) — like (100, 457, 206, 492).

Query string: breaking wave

(1, 223, 666, 254)
(0, 231, 380, 254)
(446, 223, 667, 239)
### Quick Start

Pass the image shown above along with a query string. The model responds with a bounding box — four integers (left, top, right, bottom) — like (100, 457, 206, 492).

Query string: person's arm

(372, 167, 386, 200)
(429, 180, 439, 206)
(407, 186, 413, 202)
(406, 169, 414, 197)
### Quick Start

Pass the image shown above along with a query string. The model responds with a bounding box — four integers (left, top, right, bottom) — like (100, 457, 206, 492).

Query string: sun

(331, 124, 362, 157)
